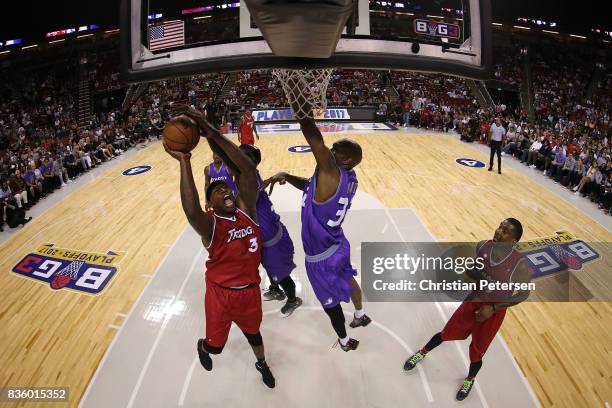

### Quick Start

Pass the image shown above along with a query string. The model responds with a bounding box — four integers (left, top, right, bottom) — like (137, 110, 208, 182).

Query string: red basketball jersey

(468, 240, 524, 302)
(205, 209, 261, 287)
(240, 114, 254, 136)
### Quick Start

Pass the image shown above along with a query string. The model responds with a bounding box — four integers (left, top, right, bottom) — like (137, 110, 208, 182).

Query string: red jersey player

(403, 218, 532, 401)
(238, 109, 259, 145)
(164, 106, 275, 388)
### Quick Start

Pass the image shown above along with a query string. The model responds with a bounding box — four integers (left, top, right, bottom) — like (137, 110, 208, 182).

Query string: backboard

(120, 0, 492, 83)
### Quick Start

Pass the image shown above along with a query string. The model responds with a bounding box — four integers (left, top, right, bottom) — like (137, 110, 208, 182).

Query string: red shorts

(204, 282, 262, 348)
(441, 302, 506, 362)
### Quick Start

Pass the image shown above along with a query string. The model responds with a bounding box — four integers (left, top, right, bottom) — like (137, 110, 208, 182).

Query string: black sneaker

(197, 339, 212, 371)
(403, 351, 425, 371)
(280, 297, 302, 317)
(334, 338, 359, 352)
(349, 314, 372, 328)
(488, 167, 493, 171)
(263, 286, 286, 302)
(456, 378, 475, 401)
(255, 361, 275, 388)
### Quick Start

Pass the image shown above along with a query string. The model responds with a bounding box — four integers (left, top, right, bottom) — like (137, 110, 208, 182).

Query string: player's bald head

(332, 139, 362, 169)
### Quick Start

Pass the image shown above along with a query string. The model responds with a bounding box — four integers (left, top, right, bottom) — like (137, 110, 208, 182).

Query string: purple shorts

(305, 238, 357, 308)
(261, 223, 296, 284)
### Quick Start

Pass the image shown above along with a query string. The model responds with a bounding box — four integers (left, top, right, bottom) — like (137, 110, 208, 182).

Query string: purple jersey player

(263, 117, 371, 352)
(204, 154, 238, 209)
(239, 144, 303, 317)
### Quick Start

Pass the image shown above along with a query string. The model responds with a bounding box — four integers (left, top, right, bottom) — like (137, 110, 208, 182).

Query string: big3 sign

(12, 244, 125, 295)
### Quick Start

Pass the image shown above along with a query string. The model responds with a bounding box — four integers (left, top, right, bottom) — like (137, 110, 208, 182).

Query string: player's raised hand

(261, 172, 288, 195)
(171, 105, 214, 139)
(163, 141, 191, 162)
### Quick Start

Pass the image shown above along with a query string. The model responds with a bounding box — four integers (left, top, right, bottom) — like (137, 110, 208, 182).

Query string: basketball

(163, 115, 200, 153)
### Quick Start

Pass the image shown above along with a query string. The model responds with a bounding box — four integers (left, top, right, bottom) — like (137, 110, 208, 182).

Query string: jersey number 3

(327, 197, 349, 227)
(248, 237, 258, 253)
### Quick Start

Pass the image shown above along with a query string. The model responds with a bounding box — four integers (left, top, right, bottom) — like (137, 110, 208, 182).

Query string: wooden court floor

(0, 132, 610, 408)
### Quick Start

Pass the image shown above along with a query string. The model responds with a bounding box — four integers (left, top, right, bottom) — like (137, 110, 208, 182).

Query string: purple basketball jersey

(301, 167, 358, 256)
(256, 171, 281, 243)
(208, 162, 238, 196)
(257, 171, 296, 282)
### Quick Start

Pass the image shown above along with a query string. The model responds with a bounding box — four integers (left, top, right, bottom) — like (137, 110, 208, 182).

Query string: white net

(56, 260, 84, 279)
(271, 68, 334, 120)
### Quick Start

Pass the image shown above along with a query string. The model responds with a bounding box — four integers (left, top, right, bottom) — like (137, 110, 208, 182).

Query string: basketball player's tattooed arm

(475, 259, 532, 322)
(163, 145, 214, 244)
(298, 116, 340, 200)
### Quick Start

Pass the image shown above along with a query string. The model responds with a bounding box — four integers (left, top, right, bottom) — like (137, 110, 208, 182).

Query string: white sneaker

(543, 171, 547, 175)
(530, 165, 536, 168)
(574, 191, 580, 195)
(501, 152, 506, 156)
(61, 183, 67, 187)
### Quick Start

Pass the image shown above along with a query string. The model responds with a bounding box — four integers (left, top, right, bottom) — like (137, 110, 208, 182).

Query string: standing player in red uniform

(238, 109, 259, 145)
(164, 107, 275, 388)
(403, 218, 531, 401)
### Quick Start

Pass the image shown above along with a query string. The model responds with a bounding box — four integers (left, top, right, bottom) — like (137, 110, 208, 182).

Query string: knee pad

(243, 331, 263, 346)
(203, 340, 224, 355)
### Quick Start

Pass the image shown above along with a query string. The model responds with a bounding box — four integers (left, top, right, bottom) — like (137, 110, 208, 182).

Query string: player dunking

(204, 153, 238, 209)
(165, 107, 275, 388)
(264, 117, 371, 352)
(238, 109, 259, 145)
(403, 218, 531, 401)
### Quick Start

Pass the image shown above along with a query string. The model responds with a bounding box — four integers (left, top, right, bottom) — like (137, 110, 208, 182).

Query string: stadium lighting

(77, 34, 94, 39)
(0, 50, 10, 55)
(193, 16, 212, 20)
(513, 25, 531, 30)
(22, 44, 38, 50)
(492, 23, 503, 26)
(569, 34, 587, 39)
(426, 15, 444, 19)
(396, 12, 414, 16)
(105, 29, 120, 34)
(49, 39, 66, 44)
(542, 30, 559, 35)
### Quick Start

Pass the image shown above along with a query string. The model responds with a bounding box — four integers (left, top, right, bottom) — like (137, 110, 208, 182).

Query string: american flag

(148, 20, 185, 51)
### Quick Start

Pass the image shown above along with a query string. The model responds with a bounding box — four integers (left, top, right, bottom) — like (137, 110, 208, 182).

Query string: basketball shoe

(197, 339, 213, 371)
(456, 378, 475, 401)
(349, 313, 372, 328)
(334, 338, 359, 352)
(403, 350, 425, 371)
(255, 361, 276, 388)
(263, 285, 286, 301)
(280, 297, 303, 317)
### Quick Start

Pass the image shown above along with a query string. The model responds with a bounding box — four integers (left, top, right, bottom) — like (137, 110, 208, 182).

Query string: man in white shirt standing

(489, 117, 506, 174)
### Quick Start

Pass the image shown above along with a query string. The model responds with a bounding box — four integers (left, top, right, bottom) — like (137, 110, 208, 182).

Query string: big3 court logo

(516, 231, 600, 279)
(12, 244, 125, 295)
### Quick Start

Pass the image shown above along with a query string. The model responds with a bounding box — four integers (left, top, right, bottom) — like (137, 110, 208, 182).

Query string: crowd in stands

(0, 60, 226, 231)
(1, 39, 610, 231)
(492, 45, 523, 86)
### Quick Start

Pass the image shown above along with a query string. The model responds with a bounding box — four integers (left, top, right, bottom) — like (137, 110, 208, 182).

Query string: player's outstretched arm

(205, 138, 241, 176)
(261, 172, 308, 194)
(164, 144, 214, 244)
(298, 117, 338, 174)
(203, 165, 212, 211)
(289, 96, 339, 193)
(180, 107, 258, 219)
